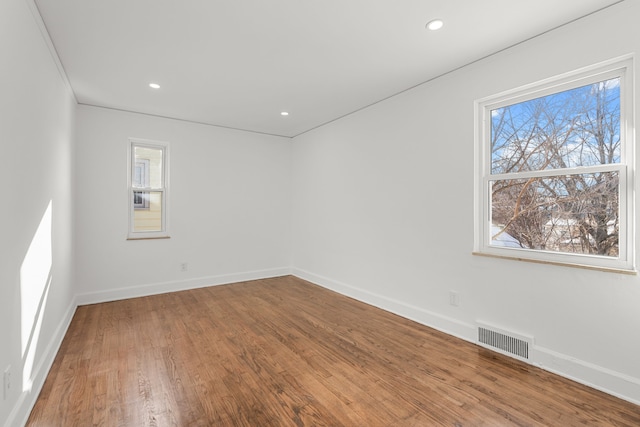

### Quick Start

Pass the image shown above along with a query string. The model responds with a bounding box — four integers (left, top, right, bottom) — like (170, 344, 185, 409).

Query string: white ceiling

(34, 0, 622, 138)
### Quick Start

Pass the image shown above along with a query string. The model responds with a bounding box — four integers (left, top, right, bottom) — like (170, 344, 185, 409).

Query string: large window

(474, 58, 634, 273)
(128, 139, 169, 239)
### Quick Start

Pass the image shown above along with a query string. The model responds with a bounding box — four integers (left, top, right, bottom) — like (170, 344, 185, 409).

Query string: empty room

(3, 0, 640, 425)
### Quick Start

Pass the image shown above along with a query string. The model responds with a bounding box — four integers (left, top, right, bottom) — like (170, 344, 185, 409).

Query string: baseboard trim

(292, 268, 476, 342)
(533, 346, 640, 406)
(75, 267, 292, 306)
(292, 267, 640, 406)
(5, 297, 78, 427)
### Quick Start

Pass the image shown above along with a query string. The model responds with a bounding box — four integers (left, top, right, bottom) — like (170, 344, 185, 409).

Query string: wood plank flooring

(27, 275, 640, 426)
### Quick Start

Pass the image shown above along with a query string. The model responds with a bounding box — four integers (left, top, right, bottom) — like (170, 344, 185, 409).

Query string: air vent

(476, 322, 533, 361)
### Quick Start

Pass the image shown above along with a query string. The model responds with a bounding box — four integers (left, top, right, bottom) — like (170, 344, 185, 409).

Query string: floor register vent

(476, 322, 533, 362)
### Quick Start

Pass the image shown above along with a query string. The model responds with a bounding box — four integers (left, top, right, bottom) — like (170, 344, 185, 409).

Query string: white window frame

(474, 56, 635, 273)
(127, 138, 170, 239)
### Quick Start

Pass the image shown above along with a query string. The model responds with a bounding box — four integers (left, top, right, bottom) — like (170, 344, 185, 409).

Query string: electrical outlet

(180, 262, 188, 272)
(449, 291, 460, 307)
(3, 365, 11, 400)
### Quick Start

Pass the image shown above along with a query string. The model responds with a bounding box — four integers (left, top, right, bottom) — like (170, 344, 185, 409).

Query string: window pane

(491, 78, 620, 174)
(133, 159, 149, 188)
(133, 190, 150, 209)
(134, 146, 163, 188)
(490, 172, 619, 256)
(133, 191, 163, 232)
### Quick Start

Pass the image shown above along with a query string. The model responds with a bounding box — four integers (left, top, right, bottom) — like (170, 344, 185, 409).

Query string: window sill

(127, 235, 171, 241)
(472, 251, 637, 275)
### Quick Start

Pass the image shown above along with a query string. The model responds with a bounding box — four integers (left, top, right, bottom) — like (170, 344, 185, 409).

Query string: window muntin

(475, 58, 634, 272)
(128, 140, 169, 239)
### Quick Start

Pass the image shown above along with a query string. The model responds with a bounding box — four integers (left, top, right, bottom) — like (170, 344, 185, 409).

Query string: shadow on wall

(20, 200, 53, 395)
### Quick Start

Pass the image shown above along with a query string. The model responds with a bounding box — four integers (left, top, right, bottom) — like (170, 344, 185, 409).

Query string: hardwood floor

(27, 275, 640, 426)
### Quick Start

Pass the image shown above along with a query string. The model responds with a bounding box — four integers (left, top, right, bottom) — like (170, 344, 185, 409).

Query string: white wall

(291, 0, 640, 403)
(74, 106, 292, 303)
(0, 0, 77, 425)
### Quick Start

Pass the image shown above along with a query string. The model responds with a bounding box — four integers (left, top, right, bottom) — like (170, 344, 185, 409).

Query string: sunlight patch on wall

(20, 201, 53, 392)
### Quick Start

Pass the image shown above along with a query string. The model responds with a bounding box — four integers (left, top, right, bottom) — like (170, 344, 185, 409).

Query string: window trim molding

(127, 138, 170, 240)
(473, 55, 635, 273)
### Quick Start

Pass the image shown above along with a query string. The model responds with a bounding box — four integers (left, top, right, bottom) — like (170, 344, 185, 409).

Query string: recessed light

(281, 111, 289, 116)
(426, 19, 444, 31)
(149, 83, 161, 89)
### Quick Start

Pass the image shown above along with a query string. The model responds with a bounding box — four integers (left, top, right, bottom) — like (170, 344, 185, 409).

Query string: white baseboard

(75, 267, 292, 306)
(292, 267, 640, 406)
(533, 346, 640, 406)
(292, 268, 476, 342)
(5, 297, 77, 427)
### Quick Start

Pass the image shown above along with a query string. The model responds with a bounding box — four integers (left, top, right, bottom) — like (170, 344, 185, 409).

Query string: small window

(128, 139, 169, 239)
(474, 57, 634, 273)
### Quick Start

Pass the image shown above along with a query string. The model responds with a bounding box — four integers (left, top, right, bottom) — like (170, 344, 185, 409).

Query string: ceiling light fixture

(281, 111, 289, 116)
(149, 83, 161, 89)
(426, 19, 444, 31)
